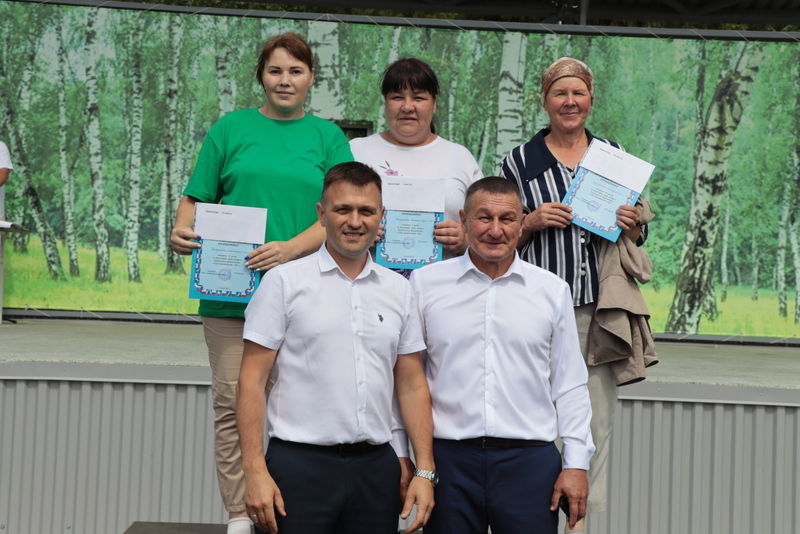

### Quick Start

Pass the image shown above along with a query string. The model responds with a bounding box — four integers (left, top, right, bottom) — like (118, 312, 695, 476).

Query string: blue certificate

(563, 167, 639, 242)
(562, 140, 654, 242)
(376, 210, 443, 269)
(189, 239, 260, 302)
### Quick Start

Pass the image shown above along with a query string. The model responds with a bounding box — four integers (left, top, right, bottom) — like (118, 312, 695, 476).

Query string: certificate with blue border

(563, 168, 640, 242)
(189, 239, 260, 302)
(188, 203, 267, 303)
(376, 210, 444, 269)
(562, 140, 654, 242)
(375, 177, 446, 270)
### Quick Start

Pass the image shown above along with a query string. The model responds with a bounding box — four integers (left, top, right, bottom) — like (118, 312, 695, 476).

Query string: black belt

(272, 438, 387, 455)
(458, 437, 552, 449)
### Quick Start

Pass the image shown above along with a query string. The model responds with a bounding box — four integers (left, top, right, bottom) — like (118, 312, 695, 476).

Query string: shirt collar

(456, 249, 526, 284)
(525, 127, 597, 178)
(317, 242, 377, 281)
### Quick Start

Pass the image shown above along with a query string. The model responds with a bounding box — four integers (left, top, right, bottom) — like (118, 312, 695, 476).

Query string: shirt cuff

(390, 429, 410, 458)
(561, 438, 594, 470)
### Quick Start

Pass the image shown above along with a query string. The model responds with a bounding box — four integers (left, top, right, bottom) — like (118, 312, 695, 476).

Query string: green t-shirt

(183, 108, 353, 318)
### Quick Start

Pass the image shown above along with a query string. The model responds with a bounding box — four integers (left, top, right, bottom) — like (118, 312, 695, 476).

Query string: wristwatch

(414, 468, 439, 487)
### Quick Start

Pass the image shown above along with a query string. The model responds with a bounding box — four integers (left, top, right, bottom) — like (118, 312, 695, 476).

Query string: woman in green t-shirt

(169, 32, 353, 534)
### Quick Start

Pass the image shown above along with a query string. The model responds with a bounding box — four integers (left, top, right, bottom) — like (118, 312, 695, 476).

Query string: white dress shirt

(409, 251, 595, 469)
(243, 244, 425, 447)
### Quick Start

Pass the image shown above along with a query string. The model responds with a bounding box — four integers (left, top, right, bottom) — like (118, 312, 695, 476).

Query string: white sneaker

(227, 517, 253, 534)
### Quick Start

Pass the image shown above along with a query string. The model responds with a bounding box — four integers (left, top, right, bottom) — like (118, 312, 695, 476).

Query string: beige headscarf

(540, 57, 594, 103)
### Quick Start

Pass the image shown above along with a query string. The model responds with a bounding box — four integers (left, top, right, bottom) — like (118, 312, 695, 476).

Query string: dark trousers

(425, 439, 562, 534)
(254, 438, 400, 534)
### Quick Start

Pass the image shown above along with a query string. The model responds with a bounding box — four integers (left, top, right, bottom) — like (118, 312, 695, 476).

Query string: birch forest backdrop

(1, 0, 799, 338)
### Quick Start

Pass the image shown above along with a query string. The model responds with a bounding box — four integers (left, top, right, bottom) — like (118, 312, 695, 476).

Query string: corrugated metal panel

(1, 379, 798, 534)
(587, 400, 800, 534)
(0, 380, 226, 533)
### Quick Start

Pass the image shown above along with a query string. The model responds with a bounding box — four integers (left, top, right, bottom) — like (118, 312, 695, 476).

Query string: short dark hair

(464, 177, 522, 212)
(321, 162, 382, 202)
(255, 32, 314, 88)
(380, 58, 439, 99)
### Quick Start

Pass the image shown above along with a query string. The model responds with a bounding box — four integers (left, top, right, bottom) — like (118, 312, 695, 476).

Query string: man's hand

(398, 457, 415, 502)
(245, 470, 286, 533)
(434, 220, 467, 254)
(550, 468, 588, 529)
(246, 241, 297, 271)
(400, 476, 435, 532)
(524, 202, 573, 233)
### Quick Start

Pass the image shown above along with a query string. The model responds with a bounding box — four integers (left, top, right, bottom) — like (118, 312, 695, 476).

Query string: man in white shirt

(237, 161, 436, 534)
(409, 177, 595, 534)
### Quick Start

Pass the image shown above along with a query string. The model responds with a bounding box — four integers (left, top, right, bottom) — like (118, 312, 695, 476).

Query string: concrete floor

(1, 318, 798, 390)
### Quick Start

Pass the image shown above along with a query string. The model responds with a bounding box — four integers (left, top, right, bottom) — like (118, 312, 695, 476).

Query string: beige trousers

(202, 316, 247, 514)
(574, 304, 617, 513)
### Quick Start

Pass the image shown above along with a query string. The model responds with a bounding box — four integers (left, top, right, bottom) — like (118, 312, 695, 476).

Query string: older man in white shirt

(237, 161, 436, 534)
(409, 176, 594, 534)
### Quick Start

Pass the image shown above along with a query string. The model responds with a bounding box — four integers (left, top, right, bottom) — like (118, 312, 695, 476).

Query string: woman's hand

(170, 225, 200, 255)
(375, 222, 385, 244)
(617, 204, 642, 241)
(434, 220, 467, 254)
(170, 196, 200, 255)
(245, 241, 298, 271)
(524, 202, 573, 233)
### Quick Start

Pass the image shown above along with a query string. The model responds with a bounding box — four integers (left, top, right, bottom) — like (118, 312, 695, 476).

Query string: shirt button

(580, 238, 586, 244)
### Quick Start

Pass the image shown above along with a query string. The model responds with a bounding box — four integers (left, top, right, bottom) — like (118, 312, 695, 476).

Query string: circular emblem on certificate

(403, 236, 417, 249)
(218, 269, 232, 281)
(586, 200, 600, 212)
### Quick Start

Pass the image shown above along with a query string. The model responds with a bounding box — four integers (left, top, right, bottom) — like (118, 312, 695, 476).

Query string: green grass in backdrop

(3, 238, 197, 315)
(4, 238, 799, 338)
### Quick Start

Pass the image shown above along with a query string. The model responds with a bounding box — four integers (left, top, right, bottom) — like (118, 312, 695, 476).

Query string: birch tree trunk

(789, 210, 800, 324)
(373, 26, 402, 132)
(215, 17, 236, 118)
(719, 192, 730, 302)
(750, 232, 759, 301)
(123, 18, 145, 282)
(666, 44, 763, 333)
(776, 172, 792, 316)
(56, 17, 79, 277)
(307, 21, 343, 121)
(2, 21, 64, 280)
(693, 41, 707, 167)
(85, 10, 111, 282)
(164, 17, 185, 274)
(494, 32, 526, 166)
(477, 117, 492, 172)
(530, 34, 560, 132)
(791, 58, 800, 324)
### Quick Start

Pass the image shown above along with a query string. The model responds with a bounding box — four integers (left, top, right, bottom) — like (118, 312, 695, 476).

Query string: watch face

(432, 471, 440, 486)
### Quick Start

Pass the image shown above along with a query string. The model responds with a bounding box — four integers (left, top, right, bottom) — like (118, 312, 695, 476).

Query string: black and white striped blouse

(499, 128, 648, 307)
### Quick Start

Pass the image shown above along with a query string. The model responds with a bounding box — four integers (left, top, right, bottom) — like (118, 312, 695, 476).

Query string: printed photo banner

(1, 0, 798, 339)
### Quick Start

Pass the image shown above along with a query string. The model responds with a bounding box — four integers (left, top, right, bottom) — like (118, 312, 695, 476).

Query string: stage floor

(1, 318, 798, 391)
